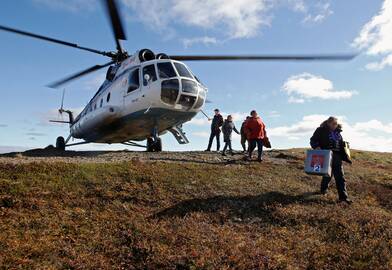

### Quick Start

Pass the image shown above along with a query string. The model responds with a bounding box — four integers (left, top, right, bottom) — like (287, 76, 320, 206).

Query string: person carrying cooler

(206, 109, 224, 152)
(240, 116, 250, 153)
(310, 116, 352, 204)
(221, 115, 240, 156)
(245, 110, 267, 162)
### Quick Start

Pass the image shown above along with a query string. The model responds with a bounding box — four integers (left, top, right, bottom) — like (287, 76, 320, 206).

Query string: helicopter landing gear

(147, 137, 162, 152)
(56, 136, 66, 151)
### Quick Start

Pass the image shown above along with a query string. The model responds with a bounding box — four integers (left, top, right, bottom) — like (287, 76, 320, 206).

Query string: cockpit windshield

(173, 62, 193, 79)
(158, 62, 176, 79)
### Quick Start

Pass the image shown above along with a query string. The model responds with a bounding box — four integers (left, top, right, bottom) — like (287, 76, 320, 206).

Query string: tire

(146, 138, 162, 152)
(56, 136, 66, 151)
(155, 138, 162, 152)
(146, 138, 154, 152)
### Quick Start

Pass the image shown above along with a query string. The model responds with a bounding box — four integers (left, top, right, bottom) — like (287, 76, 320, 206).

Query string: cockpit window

(178, 95, 197, 110)
(181, 79, 198, 94)
(158, 62, 176, 79)
(143, 64, 157, 86)
(161, 79, 179, 105)
(174, 62, 193, 79)
(194, 89, 205, 109)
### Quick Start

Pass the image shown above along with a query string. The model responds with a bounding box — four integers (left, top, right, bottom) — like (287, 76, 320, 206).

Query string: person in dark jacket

(222, 115, 240, 156)
(245, 110, 267, 162)
(240, 116, 250, 152)
(310, 116, 352, 204)
(206, 109, 224, 151)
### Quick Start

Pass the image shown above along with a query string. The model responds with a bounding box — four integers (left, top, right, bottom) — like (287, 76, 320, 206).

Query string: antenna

(59, 88, 65, 114)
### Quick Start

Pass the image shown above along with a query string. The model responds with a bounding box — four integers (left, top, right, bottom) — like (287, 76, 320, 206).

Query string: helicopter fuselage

(69, 55, 207, 144)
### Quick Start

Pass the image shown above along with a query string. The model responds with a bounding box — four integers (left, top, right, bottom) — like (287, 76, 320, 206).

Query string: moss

(0, 150, 391, 269)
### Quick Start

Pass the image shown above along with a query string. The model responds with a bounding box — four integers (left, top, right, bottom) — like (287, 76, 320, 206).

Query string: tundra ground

(0, 149, 391, 269)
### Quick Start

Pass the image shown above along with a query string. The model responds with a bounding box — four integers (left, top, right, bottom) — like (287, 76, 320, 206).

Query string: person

(240, 116, 250, 152)
(206, 109, 224, 152)
(221, 115, 240, 156)
(310, 116, 352, 204)
(245, 110, 267, 162)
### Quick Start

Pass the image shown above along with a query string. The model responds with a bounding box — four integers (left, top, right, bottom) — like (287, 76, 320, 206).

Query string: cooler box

(305, 149, 332, 177)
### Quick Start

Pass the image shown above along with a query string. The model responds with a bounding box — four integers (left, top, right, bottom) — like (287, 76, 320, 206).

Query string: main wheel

(155, 138, 162, 152)
(56, 136, 66, 151)
(146, 138, 154, 152)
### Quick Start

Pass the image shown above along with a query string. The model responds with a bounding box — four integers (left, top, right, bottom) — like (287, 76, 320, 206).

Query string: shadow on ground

(0, 146, 128, 158)
(153, 191, 333, 225)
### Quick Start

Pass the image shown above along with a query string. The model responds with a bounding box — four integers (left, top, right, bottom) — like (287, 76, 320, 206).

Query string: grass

(0, 150, 391, 269)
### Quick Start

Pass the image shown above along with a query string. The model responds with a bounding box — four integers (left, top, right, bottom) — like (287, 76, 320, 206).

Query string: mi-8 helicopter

(0, 0, 355, 152)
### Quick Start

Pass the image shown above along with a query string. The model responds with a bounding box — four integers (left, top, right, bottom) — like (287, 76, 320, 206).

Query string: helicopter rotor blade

(47, 61, 115, 89)
(102, 0, 127, 52)
(0, 25, 115, 58)
(169, 54, 357, 61)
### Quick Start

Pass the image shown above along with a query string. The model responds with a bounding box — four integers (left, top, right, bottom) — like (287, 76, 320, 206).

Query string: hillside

(0, 149, 391, 269)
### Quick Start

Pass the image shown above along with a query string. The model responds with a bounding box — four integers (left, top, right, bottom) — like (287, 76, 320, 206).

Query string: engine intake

(156, 53, 170, 60)
(138, 49, 155, 62)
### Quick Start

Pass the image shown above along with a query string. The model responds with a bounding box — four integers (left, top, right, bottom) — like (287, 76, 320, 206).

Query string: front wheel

(56, 136, 66, 151)
(146, 138, 162, 152)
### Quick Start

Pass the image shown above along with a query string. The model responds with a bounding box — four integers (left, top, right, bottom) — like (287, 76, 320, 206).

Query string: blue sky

(0, 0, 391, 152)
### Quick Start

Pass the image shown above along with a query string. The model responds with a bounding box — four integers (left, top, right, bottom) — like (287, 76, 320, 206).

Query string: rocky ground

(0, 146, 298, 165)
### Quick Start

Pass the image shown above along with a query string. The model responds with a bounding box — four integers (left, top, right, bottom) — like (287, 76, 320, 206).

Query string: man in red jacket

(245, 110, 267, 162)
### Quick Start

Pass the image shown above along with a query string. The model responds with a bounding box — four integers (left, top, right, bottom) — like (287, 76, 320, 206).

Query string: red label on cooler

(311, 155, 324, 172)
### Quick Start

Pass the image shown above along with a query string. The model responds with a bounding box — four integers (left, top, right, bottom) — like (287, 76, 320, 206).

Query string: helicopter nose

(160, 78, 205, 110)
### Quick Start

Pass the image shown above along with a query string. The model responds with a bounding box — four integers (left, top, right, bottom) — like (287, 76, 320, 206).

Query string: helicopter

(0, 0, 356, 152)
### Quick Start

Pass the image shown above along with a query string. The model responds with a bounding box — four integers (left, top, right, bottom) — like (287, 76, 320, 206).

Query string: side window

(143, 64, 157, 86)
(127, 68, 140, 93)
(107, 92, 111, 103)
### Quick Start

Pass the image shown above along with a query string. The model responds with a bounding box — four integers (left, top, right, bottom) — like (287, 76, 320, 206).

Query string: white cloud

(269, 114, 392, 152)
(365, 54, 392, 71)
(266, 110, 281, 118)
(352, 120, 392, 134)
(189, 117, 209, 126)
(286, 0, 307, 12)
(288, 96, 305, 104)
(302, 2, 333, 24)
(122, 0, 272, 39)
(182, 36, 218, 48)
(226, 112, 249, 121)
(352, 0, 392, 70)
(282, 73, 357, 102)
(33, 0, 334, 45)
(191, 131, 210, 138)
(269, 114, 327, 137)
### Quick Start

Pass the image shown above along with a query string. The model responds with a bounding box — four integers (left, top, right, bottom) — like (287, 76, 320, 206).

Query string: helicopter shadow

(149, 156, 241, 165)
(0, 147, 122, 158)
(153, 191, 333, 225)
